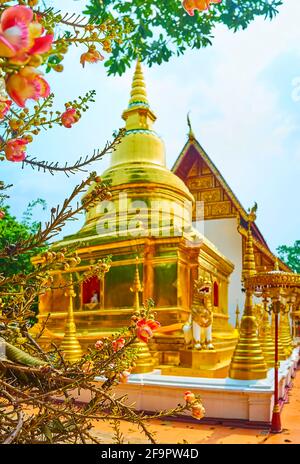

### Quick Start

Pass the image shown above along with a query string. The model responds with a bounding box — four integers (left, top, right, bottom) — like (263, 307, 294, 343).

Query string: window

(213, 281, 219, 307)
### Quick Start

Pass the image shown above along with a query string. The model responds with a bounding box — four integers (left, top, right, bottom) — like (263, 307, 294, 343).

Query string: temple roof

(172, 131, 291, 273)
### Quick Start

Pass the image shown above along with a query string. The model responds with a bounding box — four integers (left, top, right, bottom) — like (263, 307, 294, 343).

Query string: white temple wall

(194, 217, 244, 325)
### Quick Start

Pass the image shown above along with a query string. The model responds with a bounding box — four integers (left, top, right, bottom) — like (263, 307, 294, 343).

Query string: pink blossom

(136, 318, 160, 343)
(191, 402, 205, 420)
(0, 97, 11, 119)
(0, 6, 53, 63)
(6, 66, 50, 107)
(182, 0, 221, 16)
(80, 47, 104, 68)
(184, 391, 196, 403)
(112, 337, 125, 352)
(95, 340, 104, 350)
(61, 108, 80, 129)
(119, 370, 131, 384)
(5, 137, 29, 162)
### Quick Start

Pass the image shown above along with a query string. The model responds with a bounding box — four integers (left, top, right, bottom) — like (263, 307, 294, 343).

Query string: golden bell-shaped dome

(67, 60, 194, 243)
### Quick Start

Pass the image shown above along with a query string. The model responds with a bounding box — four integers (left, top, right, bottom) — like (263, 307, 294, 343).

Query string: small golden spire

(242, 206, 257, 283)
(187, 112, 195, 140)
(229, 204, 267, 380)
(128, 59, 149, 108)
(60, 274, 82, 363)
(130, 257, 143, 311)
(274, 259, 280, 272)
(130, 257, 153, 374)
(122, 60, 157, 131)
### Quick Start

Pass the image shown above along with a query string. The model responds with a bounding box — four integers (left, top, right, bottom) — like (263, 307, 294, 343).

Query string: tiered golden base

(161, 336, 236, 379)
(60, 326, 83, 363)
(131, 339, 154, 374)
(229, 315, 268, 380)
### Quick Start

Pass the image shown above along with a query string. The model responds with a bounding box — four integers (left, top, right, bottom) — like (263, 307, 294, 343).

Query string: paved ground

(91, 370, 300, 444)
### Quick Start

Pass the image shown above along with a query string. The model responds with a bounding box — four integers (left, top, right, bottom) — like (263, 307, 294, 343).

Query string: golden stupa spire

(60, 274, 82, 363)
(128, 59, 149, 108)
(242, 206, 257, 283)
(130, 257, 144, 311)
(122, 60, 157, 132)
(229, 204, 267, 380)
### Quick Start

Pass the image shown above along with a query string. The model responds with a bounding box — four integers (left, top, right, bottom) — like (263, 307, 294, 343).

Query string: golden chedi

(35, 60, 237, 376)
(229, 206, 267, 380)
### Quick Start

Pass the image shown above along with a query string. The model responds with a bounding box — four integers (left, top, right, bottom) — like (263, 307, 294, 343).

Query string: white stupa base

(86, 348, 299, 424)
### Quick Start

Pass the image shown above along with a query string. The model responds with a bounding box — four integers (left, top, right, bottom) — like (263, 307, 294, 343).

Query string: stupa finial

(128, 59, 149, 108)
(242, 204, 257, 282)
(122, 60, 157, 131)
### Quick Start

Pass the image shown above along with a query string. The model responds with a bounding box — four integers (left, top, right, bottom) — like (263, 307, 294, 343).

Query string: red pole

(271, 307, 282, 433)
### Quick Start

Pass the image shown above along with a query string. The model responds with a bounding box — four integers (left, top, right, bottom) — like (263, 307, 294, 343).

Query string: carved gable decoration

(176, 145, 236, 220)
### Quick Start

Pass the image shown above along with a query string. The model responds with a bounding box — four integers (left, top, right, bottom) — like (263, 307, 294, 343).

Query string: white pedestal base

(84, 348, 300, 424)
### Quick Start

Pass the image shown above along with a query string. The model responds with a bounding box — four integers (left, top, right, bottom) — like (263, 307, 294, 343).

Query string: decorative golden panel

(187, 176, 214, 190)
(201, 163, 211, 175)
(210, 201, 232, 217)
(200, 189, 222, 203)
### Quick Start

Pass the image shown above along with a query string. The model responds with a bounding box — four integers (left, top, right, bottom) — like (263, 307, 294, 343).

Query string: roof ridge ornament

(187, 112, 195, 140)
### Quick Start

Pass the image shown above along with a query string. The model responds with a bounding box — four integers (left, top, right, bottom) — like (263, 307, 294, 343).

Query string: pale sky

(1, 0, 299, 253)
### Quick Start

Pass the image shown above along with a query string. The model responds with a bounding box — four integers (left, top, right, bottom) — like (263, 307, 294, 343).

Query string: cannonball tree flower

(191, 402, 205, 420)
(5, 137, 29, 162)
(0, 5, 53, 64)
(61, 108, 80, 129)
(0, 97, 11, 119)
(6, 66, 50, 107)
(112, 337, 125, 352)
(0, 210, 5, 220)
(119, 369, 131, 384)
(182, 0, 221, 16)
(136, 318, 160, 343)
(80, 46, 104, 68)
(95, 340, 104, 350)
(184, 391, 196, 403)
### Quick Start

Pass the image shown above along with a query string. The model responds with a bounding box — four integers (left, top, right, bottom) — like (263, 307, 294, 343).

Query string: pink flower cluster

(61, 108, 80, 129)
(112, 337, 126, 352)
(136, 318, 160, 343)
(0, 6, 53, 107)
(184, 391, 205, 420)
(182, 0, 221, 16)
(5, 137, 29, 162)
